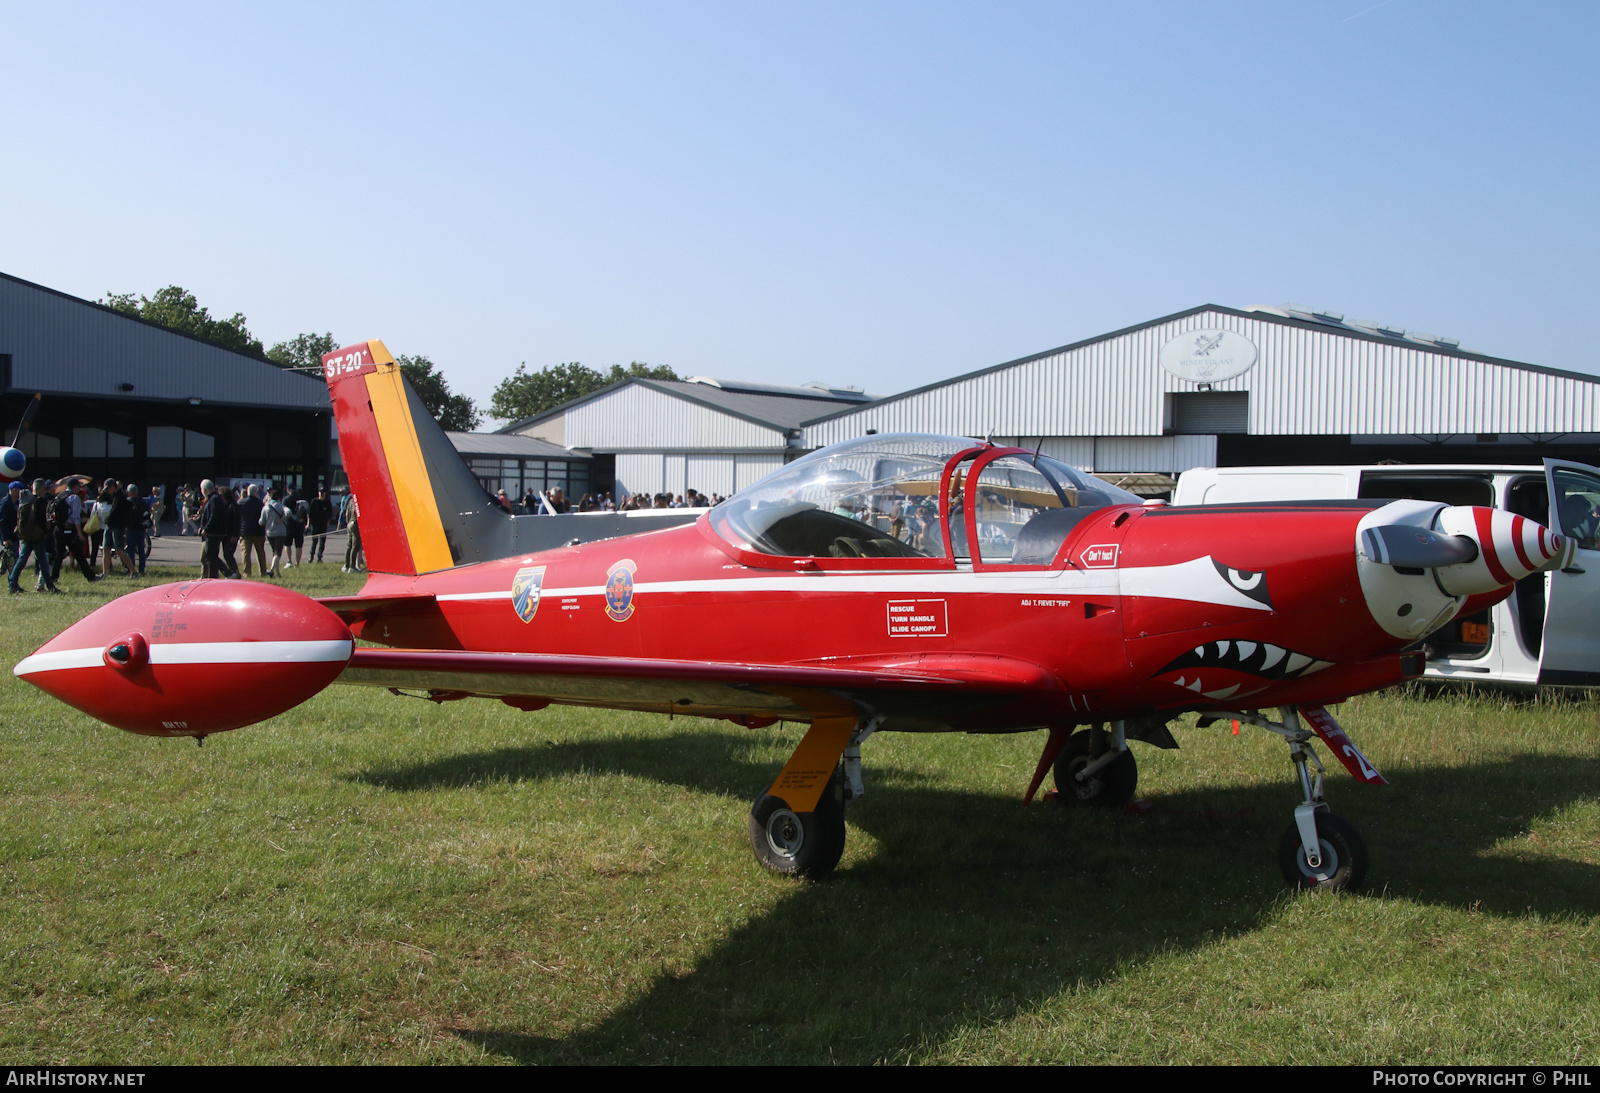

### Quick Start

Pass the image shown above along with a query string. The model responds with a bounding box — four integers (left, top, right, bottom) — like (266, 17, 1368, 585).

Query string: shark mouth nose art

(1155, 640, 1334, 700)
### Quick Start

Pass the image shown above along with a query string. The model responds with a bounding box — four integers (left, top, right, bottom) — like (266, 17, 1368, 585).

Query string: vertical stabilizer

(324, 340, 475, 575)
(323, 340, 702, 575)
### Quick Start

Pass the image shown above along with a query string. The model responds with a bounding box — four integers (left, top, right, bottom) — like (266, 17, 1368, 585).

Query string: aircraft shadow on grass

(355, 733, 1600, 1063)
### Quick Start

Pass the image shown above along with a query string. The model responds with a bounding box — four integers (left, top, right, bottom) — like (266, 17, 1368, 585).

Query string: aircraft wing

(337, 646, 1060, 727)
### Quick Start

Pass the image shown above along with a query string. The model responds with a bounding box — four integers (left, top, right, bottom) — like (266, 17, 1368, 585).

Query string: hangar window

(72, 428, 133, 459)
(19, 432, 60, 458)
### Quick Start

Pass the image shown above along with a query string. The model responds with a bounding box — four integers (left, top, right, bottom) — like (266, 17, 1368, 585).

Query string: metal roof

(500, 376, 866, 437)
(0, 271, 331, 411)
(683, 376, 873, 401)
(446, 431, 590, 460)
(800, 304, 1600, 445)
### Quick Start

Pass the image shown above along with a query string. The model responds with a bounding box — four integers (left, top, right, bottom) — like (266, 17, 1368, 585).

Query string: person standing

(149, 485, 165, 538)
(50, 481, 98, 584)
(282, 484, 307, 568)
(262, 487, 289, 577)
(237, 484, 267, 576)
(99, 479, 136, 578)
(125, 485, 150, 576)
(9, 480, 59, 593)
(181, 485, 201, 536)
(307, 488, 333, 563)
(342, 493, 362, 572)
(221, 486, 242, 578)
(1, 480, 20, 574)
(198, 480, 227, 578)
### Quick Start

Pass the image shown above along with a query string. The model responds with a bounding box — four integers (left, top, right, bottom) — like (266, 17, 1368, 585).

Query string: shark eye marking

(1213, 560, 1272, 607)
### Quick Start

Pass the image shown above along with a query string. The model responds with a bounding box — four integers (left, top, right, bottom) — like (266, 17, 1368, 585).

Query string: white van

(1172, 460, 1600, 687)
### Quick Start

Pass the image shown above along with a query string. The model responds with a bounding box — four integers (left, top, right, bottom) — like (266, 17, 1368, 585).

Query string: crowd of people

(493, 486, 727, 514)
(1, 476, 162, 593)
(1, 476, 357, 590)
(188, 480, 346, 579)
(4, 476, 728, 590)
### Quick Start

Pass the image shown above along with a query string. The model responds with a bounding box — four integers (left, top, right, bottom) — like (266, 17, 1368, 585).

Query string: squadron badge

(604, 559, 637, 622)
(511, 565, 546, 623)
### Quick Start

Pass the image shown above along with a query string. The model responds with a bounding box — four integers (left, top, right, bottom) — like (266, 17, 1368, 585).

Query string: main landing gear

(748, 716, 877, 880)
(1202, 705, 1370, 892)
(1052, 724, 1139, 808)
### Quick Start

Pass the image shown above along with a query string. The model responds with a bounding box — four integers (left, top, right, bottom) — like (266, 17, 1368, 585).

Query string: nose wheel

(1278, 810, 1367, 891)
(1201, 705, 1373, 892)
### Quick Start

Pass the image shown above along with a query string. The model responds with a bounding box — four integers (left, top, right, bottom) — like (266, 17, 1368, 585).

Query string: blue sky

(3, 2, 1595, 418)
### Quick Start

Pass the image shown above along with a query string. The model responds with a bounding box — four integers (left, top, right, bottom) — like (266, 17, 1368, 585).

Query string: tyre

(1278, 811, 1367, 892)
(1052, 729, 1138, 808)
(748, 769, 847, 879)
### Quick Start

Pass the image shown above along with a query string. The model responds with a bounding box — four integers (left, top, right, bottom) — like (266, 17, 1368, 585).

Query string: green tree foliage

(268, 332, 339, 376)
(102, 286, 267, 359)
(489, 361, 679, 423)
(397, 354, 482, 432)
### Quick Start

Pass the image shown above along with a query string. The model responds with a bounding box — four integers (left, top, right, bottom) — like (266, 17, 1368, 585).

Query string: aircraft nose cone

(1432, 506, 1570, 596)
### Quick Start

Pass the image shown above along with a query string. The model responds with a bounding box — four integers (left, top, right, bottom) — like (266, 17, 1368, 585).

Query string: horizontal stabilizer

(317, 593, 439, 624)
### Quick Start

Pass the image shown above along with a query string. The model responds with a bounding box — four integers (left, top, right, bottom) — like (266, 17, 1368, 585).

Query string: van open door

(1538, 459, 1600, 686)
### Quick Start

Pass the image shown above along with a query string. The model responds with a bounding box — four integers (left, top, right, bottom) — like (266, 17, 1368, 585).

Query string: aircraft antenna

(1032, 437, 1044, 466)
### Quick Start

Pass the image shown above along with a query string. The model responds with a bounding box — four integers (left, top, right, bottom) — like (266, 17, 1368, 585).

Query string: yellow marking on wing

(364, 362, 454, 573)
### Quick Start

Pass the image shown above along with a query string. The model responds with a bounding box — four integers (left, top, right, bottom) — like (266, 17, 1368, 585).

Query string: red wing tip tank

(13, 338, 1576, 891)
(14, 580, 353, 738)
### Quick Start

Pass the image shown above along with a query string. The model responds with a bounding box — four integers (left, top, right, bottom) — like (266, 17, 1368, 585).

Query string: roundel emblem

(605, 559, 637, 622)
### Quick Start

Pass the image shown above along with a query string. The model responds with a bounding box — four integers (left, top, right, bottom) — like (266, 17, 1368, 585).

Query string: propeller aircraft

(13, 341, 1576, 890)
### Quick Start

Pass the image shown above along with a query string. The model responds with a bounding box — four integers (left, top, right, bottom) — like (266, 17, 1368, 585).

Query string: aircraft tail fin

(323, 340, 508, 575)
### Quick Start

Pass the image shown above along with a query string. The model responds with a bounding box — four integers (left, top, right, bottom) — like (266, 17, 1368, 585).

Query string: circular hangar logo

(1159, 328, 1258, 383)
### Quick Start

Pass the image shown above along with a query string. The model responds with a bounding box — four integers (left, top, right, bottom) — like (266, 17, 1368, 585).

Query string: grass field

(3, 567, 1599, 1064)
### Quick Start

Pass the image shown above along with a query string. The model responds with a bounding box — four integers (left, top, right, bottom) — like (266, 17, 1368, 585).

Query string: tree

(103, 286, 267, 359)
(489, 361, 679, 423)
(397, 354, 481, 432)
(268, 332, 339, 376)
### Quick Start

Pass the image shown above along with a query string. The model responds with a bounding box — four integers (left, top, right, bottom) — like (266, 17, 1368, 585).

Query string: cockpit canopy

(709, 433, 1140, 565)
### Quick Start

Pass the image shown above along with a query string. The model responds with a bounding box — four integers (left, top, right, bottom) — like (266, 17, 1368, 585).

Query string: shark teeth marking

(1156, 640, 1337, 682)
(1203, 684, 1241, 699)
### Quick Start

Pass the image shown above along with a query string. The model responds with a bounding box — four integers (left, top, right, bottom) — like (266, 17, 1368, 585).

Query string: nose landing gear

(1201, 704, 1373, 892)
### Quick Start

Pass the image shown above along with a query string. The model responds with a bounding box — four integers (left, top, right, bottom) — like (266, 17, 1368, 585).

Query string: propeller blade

(11, 392, 41, 448)
(1361, 524, 1479, 569)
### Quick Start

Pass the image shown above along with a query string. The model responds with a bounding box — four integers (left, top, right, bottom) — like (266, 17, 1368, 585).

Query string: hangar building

(502, 376, 871, 500)
(0, 272, 333, 496)
(499, 304, 1600, 501)
(801, 304, 1600, 489)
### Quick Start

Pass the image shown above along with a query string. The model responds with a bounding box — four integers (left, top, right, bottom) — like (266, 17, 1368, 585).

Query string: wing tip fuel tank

(14, 581, 354, 738)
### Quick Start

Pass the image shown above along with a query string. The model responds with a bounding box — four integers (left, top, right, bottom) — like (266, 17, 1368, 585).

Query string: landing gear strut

(1202, 705, 1370, 892)
(747, 716, 877, 880)
(1052, 723, 1138, 808)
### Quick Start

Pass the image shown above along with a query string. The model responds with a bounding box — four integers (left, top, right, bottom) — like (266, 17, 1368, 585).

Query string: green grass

(3, 569, 1600, 1063)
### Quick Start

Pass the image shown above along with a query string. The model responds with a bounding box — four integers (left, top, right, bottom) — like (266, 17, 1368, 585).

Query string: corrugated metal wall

(0, 276, 330, 409)
(616, 451, 787, 499)
(565, 384, 788, 450)
(803, 309, 1600, 447)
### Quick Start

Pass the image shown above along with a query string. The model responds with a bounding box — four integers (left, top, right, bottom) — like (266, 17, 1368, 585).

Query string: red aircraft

(14, 341, 1576, 891)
